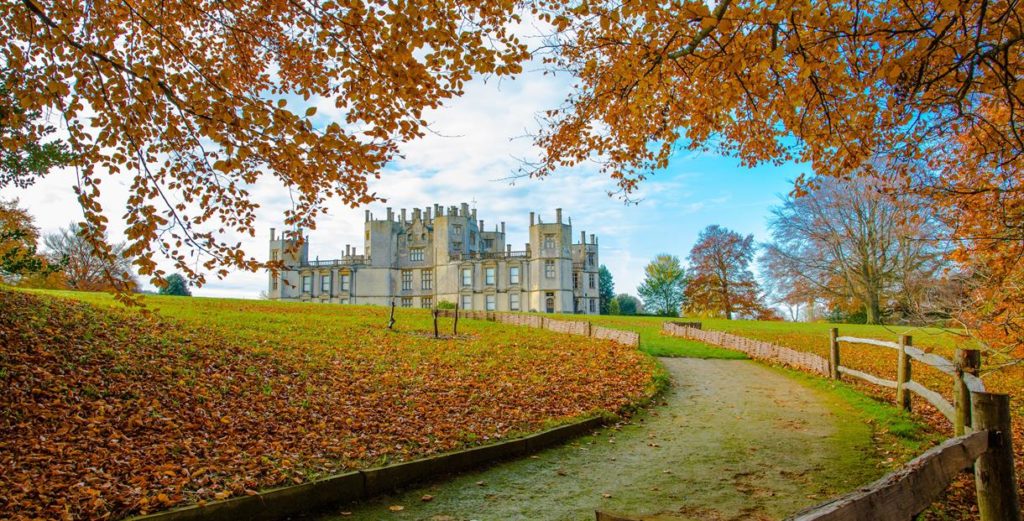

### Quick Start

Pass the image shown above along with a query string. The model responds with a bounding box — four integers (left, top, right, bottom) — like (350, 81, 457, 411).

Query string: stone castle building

(267, 203, 600, 314)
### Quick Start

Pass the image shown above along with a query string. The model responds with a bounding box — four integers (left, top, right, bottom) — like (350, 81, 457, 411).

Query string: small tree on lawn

(614, 294, 641, 316)
(685, 225, 764, 320)
(637, 254, 687, 317)
(598, 265, 615, 314)
(159, 273, 191, 296)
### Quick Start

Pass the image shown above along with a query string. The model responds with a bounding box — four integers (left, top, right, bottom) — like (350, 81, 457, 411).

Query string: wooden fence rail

(434, 309, 640, 348)
(655, 322, 1019, 521)
(829, 328, 986, 428)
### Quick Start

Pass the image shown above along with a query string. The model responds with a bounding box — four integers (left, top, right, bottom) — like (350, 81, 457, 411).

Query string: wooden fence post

(829, 328, 841, 380)
(432, 308, 439, 339)
(954, 349, 982, 436)
(897, 335, 913, 413)
(453, 302, 459, 336)
(972, 392, 1021, 521)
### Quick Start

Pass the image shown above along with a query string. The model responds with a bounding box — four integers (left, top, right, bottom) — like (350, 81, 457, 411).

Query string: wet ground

(316, 358, 882, 521)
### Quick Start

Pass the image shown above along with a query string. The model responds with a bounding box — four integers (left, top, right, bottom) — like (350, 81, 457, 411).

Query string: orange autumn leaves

(2, 0, 527, 290)
(0, 290, 657, 520)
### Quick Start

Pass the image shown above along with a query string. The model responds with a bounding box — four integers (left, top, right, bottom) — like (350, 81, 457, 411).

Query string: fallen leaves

(0, 290, 656, 520)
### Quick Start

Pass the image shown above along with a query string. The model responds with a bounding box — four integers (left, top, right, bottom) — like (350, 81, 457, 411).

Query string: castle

(267, 203, 600, 314)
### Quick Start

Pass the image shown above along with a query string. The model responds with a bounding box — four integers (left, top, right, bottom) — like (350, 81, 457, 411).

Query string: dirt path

(317, 359, 882, 520)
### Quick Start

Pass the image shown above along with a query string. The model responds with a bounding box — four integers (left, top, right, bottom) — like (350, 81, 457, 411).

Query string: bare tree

(762, 176, 946, 324)
(45, 224, 138, 292)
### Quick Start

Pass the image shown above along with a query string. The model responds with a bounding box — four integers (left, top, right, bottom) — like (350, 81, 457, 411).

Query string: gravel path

(315, 358, 881, 520)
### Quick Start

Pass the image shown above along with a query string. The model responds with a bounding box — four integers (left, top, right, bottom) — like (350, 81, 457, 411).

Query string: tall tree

(158, 273, 191, 297)
(685, 225, 763, 320)
(44, 224, 138, 292)
(762, 176, 945, 325)
(637, 254, 687, 317)
(598, 265, 615, 315)
(3, 0, 527, 291)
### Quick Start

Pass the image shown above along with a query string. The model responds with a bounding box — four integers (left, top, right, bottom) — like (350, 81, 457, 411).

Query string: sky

(8, 61, 807, 300)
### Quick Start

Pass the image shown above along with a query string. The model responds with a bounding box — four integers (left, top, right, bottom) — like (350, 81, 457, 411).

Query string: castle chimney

(472, 208, 477, 221)
(386, 207, 394, 221)
(346, 244, 351, 256)
(425, 207, 431, 221)
(501, 222, 506, 234)
(414, 208, 422, 221)
(365, 210, 370, 222)
(556, 208, 562, 223)
(580, 231, 585, 243)
(507, 244, 512, 254)
(461, 202, 469, 216)
(479, 220, 484, 230)
(270, 227, 276, 241)
(529, 212, 535, 226)
(401, 208, 407, 222)
(590, 234, 596, 244)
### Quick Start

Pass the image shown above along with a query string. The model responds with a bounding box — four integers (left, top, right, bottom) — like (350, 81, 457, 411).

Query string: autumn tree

(637, 254, 687, 317)
(684, 225, 763, 320)
(2, 0, 527, 293)
(598, 265, 615, 314)
(529, 1, 1024, 347)
(45, 224, 138, 292)
(158, 273, 191, 297)
(0, 199, 56, 282)
(762, 176, 946, 325)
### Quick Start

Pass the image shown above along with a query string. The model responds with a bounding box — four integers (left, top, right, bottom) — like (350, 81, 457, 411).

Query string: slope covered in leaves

(0, 290, 658, 520)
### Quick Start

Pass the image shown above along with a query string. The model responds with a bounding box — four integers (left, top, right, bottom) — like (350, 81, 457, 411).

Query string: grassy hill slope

(0, 290, 658, 520)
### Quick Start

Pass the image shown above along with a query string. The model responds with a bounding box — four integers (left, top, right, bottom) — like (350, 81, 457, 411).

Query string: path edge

(127, 416, 605, 521)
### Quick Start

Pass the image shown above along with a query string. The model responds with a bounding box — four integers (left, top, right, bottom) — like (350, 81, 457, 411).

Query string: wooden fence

(650, 322, 1021, 521)
(434, 309, 640, 348)
(662, 322, 830, 375)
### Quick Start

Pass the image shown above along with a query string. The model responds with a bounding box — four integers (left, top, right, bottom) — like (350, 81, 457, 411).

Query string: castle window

(452, 224, 463, 236)
(272, 277, 278, 291)
(509, 266, 520, 285)
(401, 270, 412, 290)
(485, 294, 496, 311)
(421, 270, 433, 290)
(410, 248, 424, 262)
(340, 298, 349, 305)
(401, 297, 412, 307)
(590, 299, 597, 312)
(462, 267, 472, 286)
(543, 234, 555, 249)
(421, 297, 433, 308)
(340, 273, 350, 291)
(271, 250, 279, 261)
(573, 272, 579, 289)
(321, 274, 332, 293)
(483, 238, 494, 250)
(545, 260, 556, 279)
(587, 252, 595, 266)
(302, 275, 312, 293)
(509, 293, 520, 311)
(589, 273, 596, 289)
(461, 295, 472, 310)
(485, 267, 495, 285)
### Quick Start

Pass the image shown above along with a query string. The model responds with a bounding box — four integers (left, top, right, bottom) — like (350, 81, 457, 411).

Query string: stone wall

(662, 322, 829, 376)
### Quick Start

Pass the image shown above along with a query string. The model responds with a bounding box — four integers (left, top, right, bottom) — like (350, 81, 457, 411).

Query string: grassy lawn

(2, 289, 659, 520)
(539, 313, 748, 359)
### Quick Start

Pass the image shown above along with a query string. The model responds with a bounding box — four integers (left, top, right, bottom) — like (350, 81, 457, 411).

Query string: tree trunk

(864, 288, 881, 324)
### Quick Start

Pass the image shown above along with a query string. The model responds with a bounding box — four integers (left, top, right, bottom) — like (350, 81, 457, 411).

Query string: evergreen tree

(598, 265, 615, 314)
(159, 273, 192, 296)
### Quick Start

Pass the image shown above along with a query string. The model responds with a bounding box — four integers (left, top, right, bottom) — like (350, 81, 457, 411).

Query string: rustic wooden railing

(648, 323, 1022, 521)
(829, 329, 986, 435)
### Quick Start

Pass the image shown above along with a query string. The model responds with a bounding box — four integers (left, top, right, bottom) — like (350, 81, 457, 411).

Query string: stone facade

(267, 203, 600, 314)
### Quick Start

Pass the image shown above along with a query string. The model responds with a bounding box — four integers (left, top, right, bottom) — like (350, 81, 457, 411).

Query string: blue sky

(9, 58, 807, 300)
